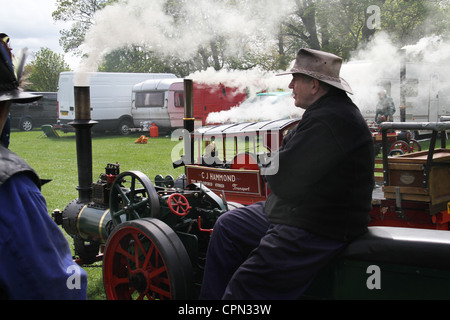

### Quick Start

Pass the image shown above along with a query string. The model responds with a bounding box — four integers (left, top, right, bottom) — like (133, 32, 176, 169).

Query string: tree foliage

(26, 48, 71, 92)
(52, 0, 118, 54)
(281, 0, 450, 60)
(52, 0, 450, 73)
(98, 46, 192, 76)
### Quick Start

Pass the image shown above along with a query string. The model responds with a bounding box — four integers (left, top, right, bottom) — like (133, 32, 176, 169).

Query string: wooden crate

(383, 149, 450, 207)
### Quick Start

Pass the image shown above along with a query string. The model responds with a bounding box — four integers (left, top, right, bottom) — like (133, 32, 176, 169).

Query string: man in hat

(0, 34, 87, 299)
(200, 48, 374, 299)
(375, 89, 396, 123)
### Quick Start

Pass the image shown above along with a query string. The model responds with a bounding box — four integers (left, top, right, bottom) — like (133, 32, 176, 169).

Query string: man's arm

(0, 173, 87, 299)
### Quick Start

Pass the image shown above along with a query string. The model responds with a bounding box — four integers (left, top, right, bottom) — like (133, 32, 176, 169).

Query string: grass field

(8, 129, 185, 300)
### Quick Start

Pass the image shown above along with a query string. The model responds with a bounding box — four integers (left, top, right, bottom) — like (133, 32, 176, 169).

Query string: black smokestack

(172, 79, 195, 168)
(183, 79, 195, 132)
(184, 79, 195, 165)
(69, 86, 98, 203)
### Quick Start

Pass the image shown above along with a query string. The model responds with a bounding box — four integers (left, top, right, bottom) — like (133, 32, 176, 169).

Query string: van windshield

(136, 92, 164, 108)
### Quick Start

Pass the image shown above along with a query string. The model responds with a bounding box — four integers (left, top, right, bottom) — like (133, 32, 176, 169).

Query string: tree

(53, 0, 450, 74)
(26, 48, 71, 92)
(281, 0, 450, 60)
(381, 0, 450, 46)
(52, 0, 117, 54)
(315, 0, 385, 58)
(99, 46, 193, 77)
(53, 0, 227, 74)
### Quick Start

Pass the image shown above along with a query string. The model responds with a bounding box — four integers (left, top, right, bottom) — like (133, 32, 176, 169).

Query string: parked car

(10, 92, 57, 131)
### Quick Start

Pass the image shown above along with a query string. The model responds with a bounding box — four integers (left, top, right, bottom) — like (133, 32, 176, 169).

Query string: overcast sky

(1, 0, 79, 68)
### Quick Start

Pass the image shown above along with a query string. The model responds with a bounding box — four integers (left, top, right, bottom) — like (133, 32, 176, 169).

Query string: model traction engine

(53, 81, 228, 300)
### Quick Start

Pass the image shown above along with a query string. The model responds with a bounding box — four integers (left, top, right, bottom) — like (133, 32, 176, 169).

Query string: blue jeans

(199, 202, 346, 300)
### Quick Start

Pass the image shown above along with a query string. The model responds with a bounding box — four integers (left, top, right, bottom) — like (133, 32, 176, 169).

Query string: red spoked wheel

(103, 218, 194, 300)
(168, 194, 191, 217)
(390, 140, 410, 155)
(409, 139, 422, 152)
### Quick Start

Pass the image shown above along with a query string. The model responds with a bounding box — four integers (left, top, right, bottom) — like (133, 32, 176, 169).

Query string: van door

(57, 73, 75, 122)
(167, 82, 185, 128)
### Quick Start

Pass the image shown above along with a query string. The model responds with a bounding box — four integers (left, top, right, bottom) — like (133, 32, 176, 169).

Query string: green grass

(8, 129, 184, 300)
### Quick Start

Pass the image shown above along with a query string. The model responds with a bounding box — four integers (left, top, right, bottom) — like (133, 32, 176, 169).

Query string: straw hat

(277, 48, 353, 94)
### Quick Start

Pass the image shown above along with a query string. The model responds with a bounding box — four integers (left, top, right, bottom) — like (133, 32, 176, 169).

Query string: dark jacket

(0, 145, 40, 189)
(265, 89, 374, 241)
(0, 145, 88, 299)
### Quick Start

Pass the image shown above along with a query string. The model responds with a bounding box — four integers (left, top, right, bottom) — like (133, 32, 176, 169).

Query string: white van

(57, 72, 177, 134)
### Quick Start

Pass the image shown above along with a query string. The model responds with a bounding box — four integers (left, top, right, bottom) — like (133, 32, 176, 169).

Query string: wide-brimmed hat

(0, 34, 41, 103)
(277, 48, 353, 94)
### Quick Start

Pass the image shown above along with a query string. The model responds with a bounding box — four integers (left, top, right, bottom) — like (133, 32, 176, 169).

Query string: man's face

(288, 74, 316, 110)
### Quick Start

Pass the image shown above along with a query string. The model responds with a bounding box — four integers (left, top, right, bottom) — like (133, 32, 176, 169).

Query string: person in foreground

(0, 34, 87, 299)
(199, 48, 375, 300)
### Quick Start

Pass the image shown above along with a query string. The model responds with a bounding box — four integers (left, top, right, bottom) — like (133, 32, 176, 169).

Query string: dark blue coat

(0, 146, 87, 299)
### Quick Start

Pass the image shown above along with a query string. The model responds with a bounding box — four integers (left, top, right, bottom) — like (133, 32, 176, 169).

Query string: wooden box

(383, 149, 450, 208)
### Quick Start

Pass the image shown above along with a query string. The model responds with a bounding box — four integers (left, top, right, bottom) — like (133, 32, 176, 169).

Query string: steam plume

(342, 32, 450, 121)
(75, 0, 294, 85)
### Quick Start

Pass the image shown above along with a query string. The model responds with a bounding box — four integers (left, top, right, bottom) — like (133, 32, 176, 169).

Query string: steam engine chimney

(184, 79, 195, 165)
(172, 79, 195, 169)
(69, 86, 98, 203)
(183, 79, 195, 133)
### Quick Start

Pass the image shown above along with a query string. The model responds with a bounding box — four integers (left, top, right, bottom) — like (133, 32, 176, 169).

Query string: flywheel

(109, 171, 160, 226)
(103, 218, 194, 300)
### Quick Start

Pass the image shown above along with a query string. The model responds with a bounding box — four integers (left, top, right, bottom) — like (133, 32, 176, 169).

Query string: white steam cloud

(189, 67, 299, 124)
(205, 93, 302, 124)
(342, 32, 450, 121)
(75, 0, 295, 85)
(205, 32, 450, 124)
(340, 32, 402, 118)
(75, 1, 450, 124)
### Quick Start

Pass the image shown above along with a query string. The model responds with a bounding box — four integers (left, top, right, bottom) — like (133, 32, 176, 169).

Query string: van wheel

(118, 119, 132, 136)
(19, 117, 33, 131)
